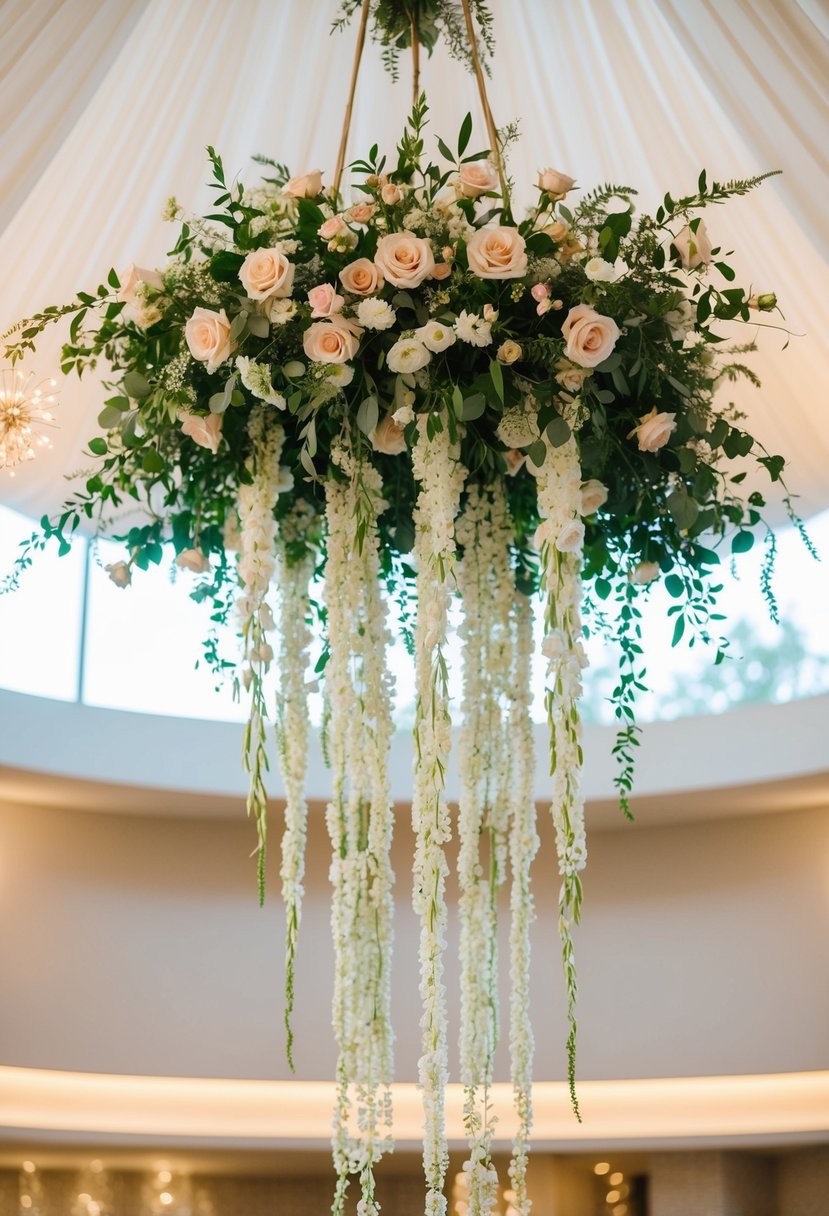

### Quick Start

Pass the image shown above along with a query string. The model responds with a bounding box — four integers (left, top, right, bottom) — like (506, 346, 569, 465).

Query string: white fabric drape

(0, 0, 827, 521)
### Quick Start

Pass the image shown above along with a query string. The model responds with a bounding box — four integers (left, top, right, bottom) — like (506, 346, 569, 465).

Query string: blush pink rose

(430, 262, 452, 281)
(239, 249, 294, 300)
(339, 258, 385, 296)
(579, 479, 609, 515)
(538, 167, 575, 195)
(184, 307, 235, 373)
(346, 202, 376, 224)
(307, 283, 344, 317)
(319, 215, 348, 241)
(283, 170, 322, 198)
(380, 182, 403, 205)
(630, 407, 677, 452)
(504, 449, 526, 476)
(180, 411, 223, 454)
(561, 304, 620, 368)
(458, 160, 499, 198)
(630, 561, 661, 585)
(372, 415, 407, 455)
(374, 232, 435, 288)
(466, 226, 528, 279)
(302, 315, 362, 363)
(555, 518, 585, 554)
(176, 547, 211, 574)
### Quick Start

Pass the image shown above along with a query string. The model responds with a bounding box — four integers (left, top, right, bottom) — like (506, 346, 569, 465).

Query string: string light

(0, 368, 59, 472)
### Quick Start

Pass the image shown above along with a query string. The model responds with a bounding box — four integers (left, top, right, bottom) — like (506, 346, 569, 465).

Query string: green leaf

(671, 615, 686, 647)
(356, 395, 379, 436)
(88, 437, 108, 457)
(107, 267, 121, 289)
(229, 312, 248, 342)
(97, 405, 123, 429)
(461, 392, 486, 421)
(731, 530, 754, 554)
(436, 136, 455, 163)
(283, 361, 306, 379)
(247, 313, 269, 338)
(458, 112, 472, 157)
(452, 385, 464, 418)
(209, 250, 245, 283)
(527, 439, 546, 470)
(489, 358, 504, 403)
(142, 448, 164, 474)
(665, 573, 684, 598)
(667, 489, 700, 531)
(123, 371, 151, 399)
(545, 414, 571, 447)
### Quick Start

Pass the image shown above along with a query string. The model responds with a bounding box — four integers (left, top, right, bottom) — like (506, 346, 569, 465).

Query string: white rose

(239, 248, 294, 300)
(555, 519, 585, 554)
(386, 337, 431, 374)
(466, 226, 527, 279)
(282, 170, 322, 198)
(356, 297, 396, 331)
(629, 407, 677, 452)
(673, 220, 713, 269)
(415, 320, 456, 352)
(561, 304, 620, 368)
(457, 160, 499, 198)
(267, 298, 297, 325)
(371, 415, 407, 455)
(583, 256, 618, 283)
(374, 232, 435, 288)
(541, 629, 567, 659)
(302, 315, 362, 364)
(184, 307, 235, 373)
(579, 479, 608, 515)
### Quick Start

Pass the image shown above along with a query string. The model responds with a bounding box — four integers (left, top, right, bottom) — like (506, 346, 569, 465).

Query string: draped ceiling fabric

(1, 0, 828, 524)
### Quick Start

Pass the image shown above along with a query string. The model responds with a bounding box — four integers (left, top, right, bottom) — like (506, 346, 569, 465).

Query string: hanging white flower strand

(456, 480, 514, 1216)
(411, 411, 467, 1216)
(535, 435, 588, 1116)
(507, 589, 539, 1216)
(274, 504, 315, 1069)
(236, 407, 285, 902)
(324, 440, 395, 1216)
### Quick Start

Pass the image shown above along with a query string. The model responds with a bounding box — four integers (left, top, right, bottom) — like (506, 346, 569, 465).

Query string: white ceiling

(1, 0, 828, 522)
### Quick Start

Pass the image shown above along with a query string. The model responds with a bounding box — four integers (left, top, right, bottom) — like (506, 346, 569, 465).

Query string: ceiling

(1, 0, 828, 522)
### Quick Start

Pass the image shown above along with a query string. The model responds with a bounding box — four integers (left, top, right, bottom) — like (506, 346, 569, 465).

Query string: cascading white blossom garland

(455, 480, 514, 1216)
(411, 411, 467, 1216)
(534, 435, 588, 1116)
(236, 407, 285, 902)
(324, 441, 395, 1216)
(274, 503, 315, 1069)
(507, 589, 539, 1216)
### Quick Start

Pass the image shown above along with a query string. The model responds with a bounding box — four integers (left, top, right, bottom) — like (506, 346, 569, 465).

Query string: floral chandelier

(2, 1, 799, 1213)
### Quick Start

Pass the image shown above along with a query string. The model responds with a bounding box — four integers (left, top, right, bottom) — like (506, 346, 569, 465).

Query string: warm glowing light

(594, 1162, 610, 1175)
(610, 1172, 624, 1185)
(612, 1207, 628, 1216)
(157, 1170, 172, 1185)
(502, 1190, 516, 1204)
(78, 1194, 91, 1203)
(22, 1161, 36, 1174)
(88, 1203, 101, 1216)
(606, 1190, 621, 1204)
(0, 369, 60, 472)
(159, 1193, 174, 1206)
(90, 1160, 104, 1173)
(21, 1199, 32, 1210)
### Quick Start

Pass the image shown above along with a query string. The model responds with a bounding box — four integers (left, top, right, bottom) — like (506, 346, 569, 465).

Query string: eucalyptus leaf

(461, 393, 486, 422)
(356, 395, 379, 436)
(123, 371, 150, 399)
(247, 313, 270, 338)
(545, 415, 571, 447)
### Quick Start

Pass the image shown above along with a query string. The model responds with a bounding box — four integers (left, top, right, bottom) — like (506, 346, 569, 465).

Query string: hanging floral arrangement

(2, 2, 798, 1212)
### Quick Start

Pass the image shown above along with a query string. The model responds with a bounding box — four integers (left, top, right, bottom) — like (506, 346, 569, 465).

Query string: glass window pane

(0, 504, 83, 700)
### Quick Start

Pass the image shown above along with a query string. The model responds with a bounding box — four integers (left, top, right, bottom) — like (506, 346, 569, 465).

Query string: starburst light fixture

(0, 368, 59, 472)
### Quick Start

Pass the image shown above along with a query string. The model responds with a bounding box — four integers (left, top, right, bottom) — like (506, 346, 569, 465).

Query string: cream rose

(118, 263, 162, 300)
(176, 547, 211, 574)
(466, 226, 528, 279)
(105, 560, 131, 588)
(673, 220, 713, 269)
(180, 411, 223, 454)
(561, 304, 620, 368)
(239, 249, 294, 300)
(118, 264, 163, 327)
(372, 415, 407, 456)
(538, 167, 575, 195)
(430, 262, 452, 281)
(307, 283, 343, 317)
(302, 315, 362, 364)
(184, 307, 235, 373)
(579, 479, 608, 515)
(283, 170, 322, 198)
(630, 561, 661, 585)
(374, 232, 435, 288)
(497, 339, 522, 365)
(630, 407, 677, 452)
(339, 258, 385, 296)
(458, 160, 499, 198)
